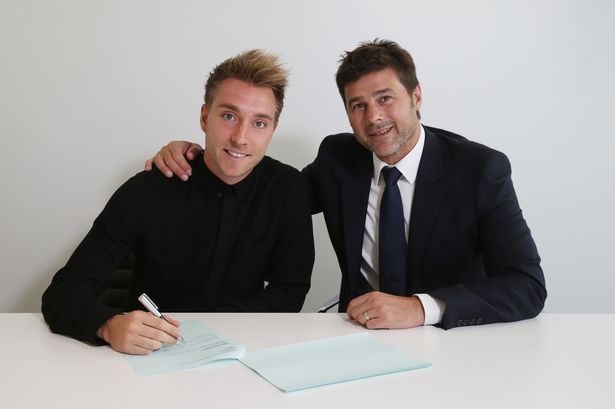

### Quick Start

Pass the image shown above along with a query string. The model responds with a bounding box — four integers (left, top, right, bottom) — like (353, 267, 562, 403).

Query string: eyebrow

(218, 103, 274, 121)
(346, 88, 393, 108)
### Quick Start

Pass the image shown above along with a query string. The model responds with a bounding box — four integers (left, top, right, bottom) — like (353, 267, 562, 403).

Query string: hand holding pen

(138, 293, 185, 343)
(96, 294, 183, 355)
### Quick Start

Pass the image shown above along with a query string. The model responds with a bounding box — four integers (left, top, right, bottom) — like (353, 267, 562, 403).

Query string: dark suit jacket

(302, 126, 546, 329)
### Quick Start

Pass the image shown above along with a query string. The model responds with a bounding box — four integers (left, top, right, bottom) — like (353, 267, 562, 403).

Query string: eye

(254, 120, 267, 129)
(351, 102, 366, 112)
(379, 95, 393, 104)
(222, 113, 236, 121)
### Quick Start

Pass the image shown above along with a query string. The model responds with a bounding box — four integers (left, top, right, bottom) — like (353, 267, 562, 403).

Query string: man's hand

(96, 310, 182, 355)
(144, 141, 203, 181)
(346, 291, 426, 329)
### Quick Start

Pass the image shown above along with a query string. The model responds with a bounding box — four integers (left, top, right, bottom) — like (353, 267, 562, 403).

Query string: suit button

(470, 318, 476, 325)
(477, 318, 482, 324)
(463, 319, 469, 325)
(457, 319, 463, 326)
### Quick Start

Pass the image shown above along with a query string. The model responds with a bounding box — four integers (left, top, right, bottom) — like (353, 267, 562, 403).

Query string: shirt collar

(372, 124, 425, 185)
(192, 152, 257, 198)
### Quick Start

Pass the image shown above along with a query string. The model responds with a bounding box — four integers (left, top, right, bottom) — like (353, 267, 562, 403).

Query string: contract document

(124, 320, 431, 392)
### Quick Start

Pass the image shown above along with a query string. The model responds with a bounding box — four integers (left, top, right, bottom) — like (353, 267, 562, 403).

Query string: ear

(412, 85, 423, 110)
(200, 104, 208, 133)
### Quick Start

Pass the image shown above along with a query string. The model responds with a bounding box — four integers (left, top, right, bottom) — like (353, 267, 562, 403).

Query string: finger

(186, 143, 203, 160)
(352, 308, 367, 325)
(365, 316, 387, 329)
(142, 315, 182, 341)
(125, 343, 155, 355)
(109, 340, 152, 355)
(138, 323, 177, 345)
(153, 151, 174, 178)
(348, 295, 376, 322)
(170, 149, 193, 179)
(163, 314, 181, 327)
(346, 294, 369, 319)
(134, 335, 164, 351)
(144, 158, 153, 171)
(349, 304, 369, 323)
(160, 148, 190, 181)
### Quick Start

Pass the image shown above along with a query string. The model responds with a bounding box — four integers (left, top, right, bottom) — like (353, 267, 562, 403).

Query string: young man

(147, 40, 547, 331)
(42, 50, 314, 354)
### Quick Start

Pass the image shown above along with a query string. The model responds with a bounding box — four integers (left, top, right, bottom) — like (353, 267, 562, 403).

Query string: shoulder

(109, 163, 195, 210)
(313, 133, 372, 175)
(317, 133, 368, 157)
(424, 125, 510, 169)
(253, 156, 310, 210)
(123, 166, 185, 193)
(256, 156, 305, 185)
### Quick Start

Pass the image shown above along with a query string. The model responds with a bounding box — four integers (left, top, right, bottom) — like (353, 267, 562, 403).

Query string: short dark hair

(335, 39, 420, 118)
(205, 49, 289, 123)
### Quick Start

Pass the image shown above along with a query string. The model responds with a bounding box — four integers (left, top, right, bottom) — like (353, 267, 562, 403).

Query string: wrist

(96, 315, 118, 343)
(96, 322, 108, 342)
(411, 295, 426, 326)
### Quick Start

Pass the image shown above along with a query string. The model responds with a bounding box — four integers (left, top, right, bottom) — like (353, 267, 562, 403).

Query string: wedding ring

(363, 311, 370, 321)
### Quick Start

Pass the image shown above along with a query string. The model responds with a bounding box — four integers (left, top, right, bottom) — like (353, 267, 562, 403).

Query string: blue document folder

(240, 332, 431, 392)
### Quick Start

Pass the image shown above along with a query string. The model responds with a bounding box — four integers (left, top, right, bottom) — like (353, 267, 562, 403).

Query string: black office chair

(317, 295, 339, 313)
(99, 253, 134, 309)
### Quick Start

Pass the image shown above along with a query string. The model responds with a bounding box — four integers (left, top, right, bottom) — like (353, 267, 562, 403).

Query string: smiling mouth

(224, 148, 249, 159)
(368, 126, 393, 137)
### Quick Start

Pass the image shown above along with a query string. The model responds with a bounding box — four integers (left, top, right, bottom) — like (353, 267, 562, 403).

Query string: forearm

(301, 161, 322, 215)
(428, 150, 547, 329)
(42, 273, 122, 342)
(42, 177, 143, 341)
(429, 268, 546, 329)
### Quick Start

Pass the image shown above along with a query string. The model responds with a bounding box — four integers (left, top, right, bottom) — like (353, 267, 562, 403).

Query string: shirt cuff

(415, 293, 446, 326)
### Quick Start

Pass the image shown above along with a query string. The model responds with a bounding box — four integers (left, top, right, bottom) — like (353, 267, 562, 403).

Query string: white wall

(1, 0, 613, 313)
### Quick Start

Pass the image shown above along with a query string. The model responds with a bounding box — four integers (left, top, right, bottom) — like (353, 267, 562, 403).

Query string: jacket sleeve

(428, 151, 547, 329)
(301, 159, 322, 215)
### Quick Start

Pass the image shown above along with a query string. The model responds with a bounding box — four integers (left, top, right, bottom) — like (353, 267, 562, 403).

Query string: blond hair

(205, 49, 289, 123)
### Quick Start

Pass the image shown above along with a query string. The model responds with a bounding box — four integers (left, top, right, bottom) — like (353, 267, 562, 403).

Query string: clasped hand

(346, 291, 425, 329)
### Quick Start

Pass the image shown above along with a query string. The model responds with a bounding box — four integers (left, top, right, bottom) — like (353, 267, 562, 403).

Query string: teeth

(371, 127, 392, 136)
(226, 149, 247, 158)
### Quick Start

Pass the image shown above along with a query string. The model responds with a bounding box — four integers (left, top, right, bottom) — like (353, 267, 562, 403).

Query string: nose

(366, 104, 383, 124)
(231, 121, 249, 146)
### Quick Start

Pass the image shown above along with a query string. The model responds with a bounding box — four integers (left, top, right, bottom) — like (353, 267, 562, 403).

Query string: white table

(1, 313, 613, 408)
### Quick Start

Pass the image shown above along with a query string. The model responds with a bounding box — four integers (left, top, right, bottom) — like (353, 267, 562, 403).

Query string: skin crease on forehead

(344, 68, 422, 165)
(200, 77, 278, 185)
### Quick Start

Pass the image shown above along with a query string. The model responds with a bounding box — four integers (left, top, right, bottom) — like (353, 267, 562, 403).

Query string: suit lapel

(341, 146, 373, 295)
(409, 128, 446, 277)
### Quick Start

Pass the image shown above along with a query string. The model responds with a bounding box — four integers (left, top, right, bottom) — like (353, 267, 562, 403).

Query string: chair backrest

(99, 253, 134, 309)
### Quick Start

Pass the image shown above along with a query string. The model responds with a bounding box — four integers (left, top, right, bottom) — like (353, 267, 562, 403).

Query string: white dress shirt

(360, 126, 445, 325)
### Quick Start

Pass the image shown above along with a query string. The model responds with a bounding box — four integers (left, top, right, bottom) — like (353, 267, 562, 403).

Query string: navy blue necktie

(379, 166, 407, 295)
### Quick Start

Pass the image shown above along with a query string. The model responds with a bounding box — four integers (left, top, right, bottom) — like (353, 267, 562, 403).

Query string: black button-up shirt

(42, 154, 314, 342)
